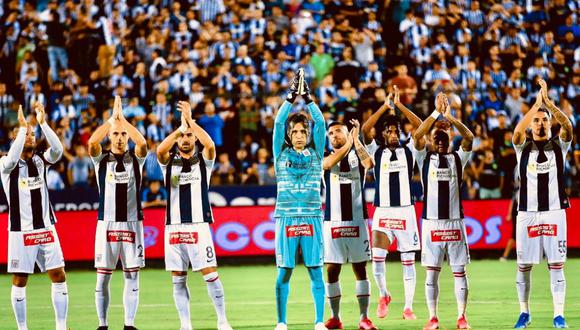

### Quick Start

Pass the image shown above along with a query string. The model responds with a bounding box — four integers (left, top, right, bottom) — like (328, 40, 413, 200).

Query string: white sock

(95, 270, 112, 327)
(51, 282, 68, 330)
(325, 281, 341, 319)
(549, 264, 566, 317)
(401, 252, 416, 310)
(372, 248, 388, 297)
(425, 267, 441, 318)
(204, 272, 227, 324)
(516, 264, 532, 314)
(452, 265, 468, 318)
(355, 280, 371, 320)
(172, 275, 192, 330)
(123, 269, 140, 326)
(11, 285, 27, 330)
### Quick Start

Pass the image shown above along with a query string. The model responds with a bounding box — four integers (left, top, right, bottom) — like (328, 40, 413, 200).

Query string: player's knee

(548, 262, 564, 270)
(352, 262, 367, 280)
(12, 273, 28, 287)
(517, 264, 533, 272)
(326, 263, 341, 282)
(49, 268, 67, 283)
(276, 267, 293, 284)
(123, 268, 139, 280)
(307, 266, 323, 281)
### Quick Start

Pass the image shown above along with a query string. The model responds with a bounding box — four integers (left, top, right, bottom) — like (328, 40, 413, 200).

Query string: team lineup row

(0, 70, 573, 330)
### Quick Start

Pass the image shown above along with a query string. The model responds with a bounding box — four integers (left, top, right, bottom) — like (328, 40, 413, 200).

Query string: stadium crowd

(0, 0, 578, 201)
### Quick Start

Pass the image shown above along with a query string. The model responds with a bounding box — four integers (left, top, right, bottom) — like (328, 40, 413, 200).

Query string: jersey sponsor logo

(431, 229, 461, 242)
(169, 232, 199, 244)
(378, 218, 406, 230)
(330, 172, 360, 183)
(107, 230, 136, 243)
(19, 177, 44, 190)
(528, 160, 555, 174)
(107, 171, 130, 184)
(286, 224, 313, 237)
(430, 168, 453, 181)
(527, 224, 557, 237)
(171, 172, 200, 186)
(382, 159, 406, 173)
(331, 226, 360, 238)
(23, 231, 55, 245)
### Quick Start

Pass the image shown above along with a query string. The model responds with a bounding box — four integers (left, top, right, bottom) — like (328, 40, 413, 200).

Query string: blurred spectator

(67, 144, 93, 190)
(141, 180, 168, 208)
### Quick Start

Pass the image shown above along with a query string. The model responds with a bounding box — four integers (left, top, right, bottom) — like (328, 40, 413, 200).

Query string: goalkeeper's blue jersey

(273, 101, 326, 218)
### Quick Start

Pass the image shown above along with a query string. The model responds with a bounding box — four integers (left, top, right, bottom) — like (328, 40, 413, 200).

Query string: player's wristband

(303, 92, 313, 104)
(107, 116, 116, 125)
(178, 124, 188, 134)
(430, 110, 441, 120)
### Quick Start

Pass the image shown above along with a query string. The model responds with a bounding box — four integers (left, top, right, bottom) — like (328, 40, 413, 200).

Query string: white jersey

(91, 150, 146, 222)
(323, 149, 367, 221)
(415, 147, 472, 220)
(159, 152, 215, 225)
(514, 138, 570, 212)
(367, 140, 416, 207)
(1, 154, 57, 232)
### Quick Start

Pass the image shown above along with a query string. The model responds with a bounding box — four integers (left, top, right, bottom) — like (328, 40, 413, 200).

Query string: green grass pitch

(1, 259, 579, 329)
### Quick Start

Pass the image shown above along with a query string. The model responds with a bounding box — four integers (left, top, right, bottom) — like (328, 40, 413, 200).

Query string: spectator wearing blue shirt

(197, 101, 225, 150)
(141, 180, 167, 208)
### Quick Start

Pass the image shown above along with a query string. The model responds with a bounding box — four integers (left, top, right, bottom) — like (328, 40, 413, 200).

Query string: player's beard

(178, 145, 193, 154)
(23, 145, 34, 153)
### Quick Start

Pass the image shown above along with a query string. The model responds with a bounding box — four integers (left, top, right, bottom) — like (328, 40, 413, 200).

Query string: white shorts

(7, 226, 65, 274)
(94, 221, 145, 270)
(421, 219, 470, 267)
(372, 205, 420, 252)
(165, 223, 217, 272)
(323, 220, 371, 264)
(516, 210, 567, 264)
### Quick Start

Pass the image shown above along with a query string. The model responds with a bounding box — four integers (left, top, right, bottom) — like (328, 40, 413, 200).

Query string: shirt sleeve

(412, 139, 427, 169)
(457, 147, 473, 168)
(1, 127, 27, 173)
(90, 152, 105, 167)
(273, 101, 293, 161)
(203, 153, 216, 173)
(365, 139, 378, 156)
(557, 137, 572, 155)
(307, 102, 326, 159)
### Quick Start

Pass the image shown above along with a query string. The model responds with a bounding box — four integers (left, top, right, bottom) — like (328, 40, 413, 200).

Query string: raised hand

(533, 88, 543, 108)
(393, 85, 401, 105)
(435, 92, 446, 110)
(34, 102, 45, 125)
(17, 105, 27, 128)
(538, 79, 548, 99)
(350, 119, 360, 139)
(442, 96, 453, 119)
(384, 92, 393, 108)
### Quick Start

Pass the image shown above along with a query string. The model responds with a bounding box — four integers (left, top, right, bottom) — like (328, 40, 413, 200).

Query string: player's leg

(47, 267, 68, 330)
(166, 226, 193, 330)
(514, 211, 537, 329)
(448, 219, 471, 329)
(421, 220, 444, 330)
(352, 262, 376, 330)
(41, 226, 68, 330)
(451, 265, 469, 329)
(397, 207, 420, 320)
(201, 266, 232, 330)
(325, 263, 343, 326)
(95, 221, 117, 329)
(120, 221, 145, 330)
(544, 209, 568, 328)
(371, 229, 391, 318)
(400, 252, 417, 319)
(12, 273, 28, 330)
(275, 217, 297, 328)
(301, 216, 325, 327)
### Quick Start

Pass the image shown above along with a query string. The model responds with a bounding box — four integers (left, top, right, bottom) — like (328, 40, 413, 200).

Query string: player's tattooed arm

(323, 131, 353, 170)
(539, 79, 573, 143)
(158, 107, 190, 165)
(179, 101, 216, 161)
(413, 92, 446, 150)
(361, 92, 392, 145)
(442, 98, 474, 152)
(351, 119, 374, 169)
(1, 105, 27, 172)
(513, 89, 542, 146)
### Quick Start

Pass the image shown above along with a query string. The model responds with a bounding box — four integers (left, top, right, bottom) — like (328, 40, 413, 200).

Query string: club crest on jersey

(107, 171, 130, 183)
(286, 224, 313, 237)
(528, 160, 555, 174)
(383, 160, 406, 172)
(107, 230, 136, 243)
(378, 218, 406, 230)
(527, 224, 557, 237)
(331, 226, 360, 238)
(19, 176, 44, 190)
(431, 229, 461, 242)
(23, 231, 55, 246)
(169, 232, 198, 244)
(430, 168, 453, 181)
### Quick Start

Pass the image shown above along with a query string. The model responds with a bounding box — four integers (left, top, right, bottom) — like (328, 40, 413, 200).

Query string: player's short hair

(328, 121, 346, 129)
(537, 108, 552, 119)
(431, 119, 451, 132)
(382, 115, 400, 132)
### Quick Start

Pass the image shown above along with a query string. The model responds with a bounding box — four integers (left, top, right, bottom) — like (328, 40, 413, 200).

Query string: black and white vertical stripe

(93, 151, 145, 222)
(516, 139, 570, 212)
(160, 152, 214, 225)
(1, 155, 56, 231)
(324, 149, 367, 221)
(371, 144, 414, 207)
